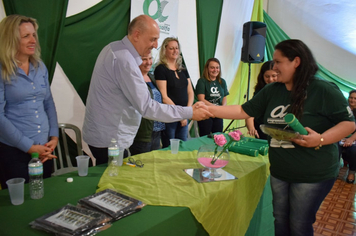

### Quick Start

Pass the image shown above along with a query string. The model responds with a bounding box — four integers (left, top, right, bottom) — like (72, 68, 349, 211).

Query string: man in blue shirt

(83, 15, 211, 165)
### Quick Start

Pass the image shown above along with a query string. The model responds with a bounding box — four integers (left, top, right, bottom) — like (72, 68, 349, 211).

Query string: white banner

(131, 0, 179, 64)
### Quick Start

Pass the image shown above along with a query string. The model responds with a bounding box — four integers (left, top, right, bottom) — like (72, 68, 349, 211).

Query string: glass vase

(197, 144, 230, 179)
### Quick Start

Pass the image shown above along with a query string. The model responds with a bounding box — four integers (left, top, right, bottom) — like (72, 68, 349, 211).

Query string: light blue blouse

(0, 62, 58, 152)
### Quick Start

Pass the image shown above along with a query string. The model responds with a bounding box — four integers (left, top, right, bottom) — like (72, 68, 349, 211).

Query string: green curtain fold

(263, 11, 356, 94)
(56, 0, 130, 103)
(3, 0, 69, 83)
(196, 0, 223, 77)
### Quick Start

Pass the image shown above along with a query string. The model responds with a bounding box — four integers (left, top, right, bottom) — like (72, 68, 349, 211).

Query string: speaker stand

(223, 63, 251, 133)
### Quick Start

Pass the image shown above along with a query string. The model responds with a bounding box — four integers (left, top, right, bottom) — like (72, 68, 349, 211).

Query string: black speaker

(241, 21, 266, 63)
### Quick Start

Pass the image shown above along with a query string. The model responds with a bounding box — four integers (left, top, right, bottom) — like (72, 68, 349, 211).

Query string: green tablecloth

(0, 165, 209, 236)
(98, 137, 271, 236)
(0, 136, 274, 236)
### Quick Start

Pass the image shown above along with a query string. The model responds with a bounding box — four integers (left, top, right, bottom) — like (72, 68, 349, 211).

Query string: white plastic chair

(52, 123, 83, 176)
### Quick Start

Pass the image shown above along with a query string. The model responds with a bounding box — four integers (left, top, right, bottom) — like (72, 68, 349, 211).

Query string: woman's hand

(291, 127, 321, 148)
(247, 129, 259, 138)
(45, 136, 58, 150)
(342, 137, 355, 147)
(245, 117, 259, 138)
(27, 143, 57, 163)
(180, 119, 188, 127)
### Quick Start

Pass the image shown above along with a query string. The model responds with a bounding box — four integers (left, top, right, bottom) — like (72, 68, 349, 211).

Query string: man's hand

(191, 102, 214, 121)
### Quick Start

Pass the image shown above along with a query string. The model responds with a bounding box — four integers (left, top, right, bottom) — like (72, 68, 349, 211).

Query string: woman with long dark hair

(208, 39, 355, 236)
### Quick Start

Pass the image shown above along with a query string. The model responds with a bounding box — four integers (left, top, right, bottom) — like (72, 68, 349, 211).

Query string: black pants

(198, 118, 223, 137)
(0, 142, 53, 189)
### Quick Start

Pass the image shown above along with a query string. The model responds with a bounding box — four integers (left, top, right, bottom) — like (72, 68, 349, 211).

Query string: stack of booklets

(77, 189, 144, 221)
(30, 189, 144, 235)
(29, 204, 111, 236)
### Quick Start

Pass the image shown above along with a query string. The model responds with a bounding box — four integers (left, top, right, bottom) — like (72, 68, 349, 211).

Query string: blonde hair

(0, 15, 41, 82)
(158, 37, 184, 71)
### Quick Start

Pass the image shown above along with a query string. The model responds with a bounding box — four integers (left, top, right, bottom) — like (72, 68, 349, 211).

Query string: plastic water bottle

(28, 152, 44, 199)
(108, 138, 119, 176)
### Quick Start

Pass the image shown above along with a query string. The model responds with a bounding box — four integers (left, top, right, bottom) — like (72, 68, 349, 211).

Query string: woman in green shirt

(195, 58, 229, 136)
(208, 39, 355, 236)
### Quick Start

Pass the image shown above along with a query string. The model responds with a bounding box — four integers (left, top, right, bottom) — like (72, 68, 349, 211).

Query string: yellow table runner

(97, 139, 270, 236)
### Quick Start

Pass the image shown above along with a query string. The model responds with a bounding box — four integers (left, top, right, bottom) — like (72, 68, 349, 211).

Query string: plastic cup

(76, 155, 90, 176)
(170, 139, 180, 154)
(6, 178, 25, 205)
(118, 149, 124, 166)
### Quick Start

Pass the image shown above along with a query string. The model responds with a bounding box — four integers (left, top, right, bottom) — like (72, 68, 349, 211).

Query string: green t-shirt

(195, 78, 229, 105)
(242, 78, 354, 183)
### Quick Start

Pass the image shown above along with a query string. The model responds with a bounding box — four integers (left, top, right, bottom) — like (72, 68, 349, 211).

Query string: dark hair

(202, 58, 222, 84)
(349, 90, 356, 96)
(274, 39, 319, 119)
(254, 60, 274, 92)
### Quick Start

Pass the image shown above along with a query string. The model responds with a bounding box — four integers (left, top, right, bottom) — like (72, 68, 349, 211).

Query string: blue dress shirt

(83, 36, 192, 149)
(0, 62, 58, 152)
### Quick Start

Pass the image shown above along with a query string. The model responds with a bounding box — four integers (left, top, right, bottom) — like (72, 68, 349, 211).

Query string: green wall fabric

(263, 11, 356, 94)
(196, 0, 223, 77)
(56, 0, 131, 103)
(3, 0, 68, 82)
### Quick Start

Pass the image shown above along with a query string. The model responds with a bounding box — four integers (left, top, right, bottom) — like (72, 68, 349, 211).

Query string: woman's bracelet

(315, 134, 324, 150)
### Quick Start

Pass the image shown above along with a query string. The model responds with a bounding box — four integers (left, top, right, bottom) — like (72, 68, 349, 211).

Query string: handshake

(191, 101, 215, 121)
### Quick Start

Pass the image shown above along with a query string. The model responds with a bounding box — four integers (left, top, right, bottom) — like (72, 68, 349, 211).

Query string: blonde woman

(0, 15, 58, 188)
(154, 37, 194, 147)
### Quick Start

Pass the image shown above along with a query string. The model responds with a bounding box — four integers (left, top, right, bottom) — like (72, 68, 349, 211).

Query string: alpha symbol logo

(211, 87, 219, 94)
(270, 105, 290, 118)
(143, 0, 169, 22)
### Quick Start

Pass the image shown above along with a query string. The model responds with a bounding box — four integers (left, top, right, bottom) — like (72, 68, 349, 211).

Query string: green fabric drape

(263, 11, 356, 94)
(196, 0, 223, 77)
(3, 0, 68, 83)
(56, 0, 130, 103)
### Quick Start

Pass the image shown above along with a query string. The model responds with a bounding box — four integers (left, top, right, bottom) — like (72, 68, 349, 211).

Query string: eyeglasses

(127, 157, 144, 168)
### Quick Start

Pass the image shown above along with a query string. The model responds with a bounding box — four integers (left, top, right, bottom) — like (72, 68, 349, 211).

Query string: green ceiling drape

(56, 0, 130, 103)
(196, 0, 223, 77)
(263, 11, 356, 94)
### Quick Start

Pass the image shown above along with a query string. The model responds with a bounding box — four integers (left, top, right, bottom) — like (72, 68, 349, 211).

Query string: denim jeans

(270, 175, 335, 236)
(161, 121, 188, 148)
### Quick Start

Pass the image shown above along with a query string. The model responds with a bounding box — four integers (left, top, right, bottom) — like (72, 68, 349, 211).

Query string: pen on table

(123, 161, 136, 167)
